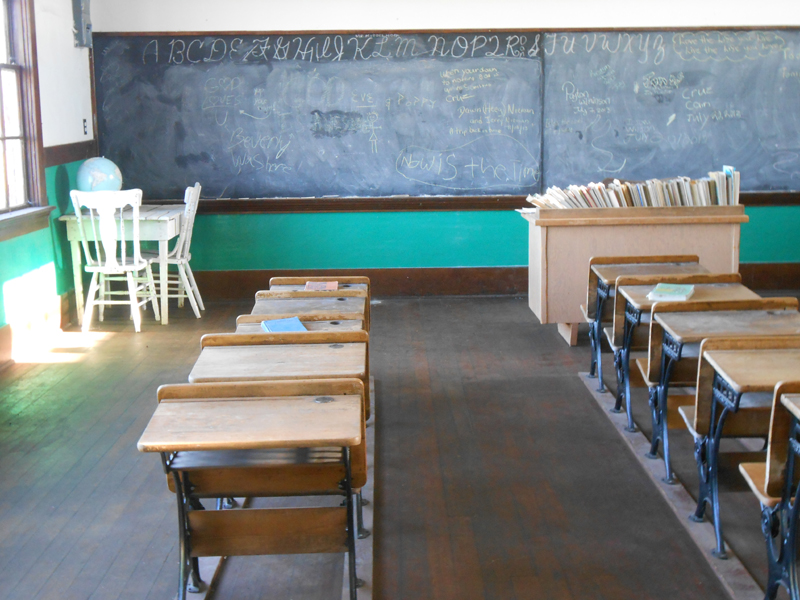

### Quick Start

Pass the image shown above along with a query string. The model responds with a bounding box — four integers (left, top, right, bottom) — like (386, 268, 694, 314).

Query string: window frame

(3, 0, 44, 213)
(0, 0, 47, 235)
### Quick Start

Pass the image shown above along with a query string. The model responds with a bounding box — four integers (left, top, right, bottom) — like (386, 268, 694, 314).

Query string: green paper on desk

(647, 283, 695, 302)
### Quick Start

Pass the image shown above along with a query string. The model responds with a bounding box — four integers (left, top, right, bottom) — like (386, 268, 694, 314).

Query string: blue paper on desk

(261, 317, 308, 333)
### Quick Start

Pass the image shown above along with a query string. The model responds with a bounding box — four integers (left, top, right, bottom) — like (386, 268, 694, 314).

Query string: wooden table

(137, 390, 363, 600)
(649, 308, 800, 483)
(61, 205, 183, 325)
(189, 343, 368, 384)
(521, 205, 747, 344)
(693, 348, 800, 558)
(610, 282, 758, 431)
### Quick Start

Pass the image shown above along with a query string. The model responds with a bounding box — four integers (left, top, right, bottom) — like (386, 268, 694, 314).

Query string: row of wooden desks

(138, 277, 372, 600)
(583, 255, 800, 595)
(608, 276, 755, 431)
(584, 255, 709, 393)
(646, 302, 800, 484)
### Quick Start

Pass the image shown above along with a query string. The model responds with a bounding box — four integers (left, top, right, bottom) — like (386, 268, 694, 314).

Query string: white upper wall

(92, 0, 800, 32)
(35, 0, 94, 148)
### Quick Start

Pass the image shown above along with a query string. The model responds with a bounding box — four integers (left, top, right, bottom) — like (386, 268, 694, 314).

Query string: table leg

(70, 240, 84, 327)
(159, 241, 169, 325)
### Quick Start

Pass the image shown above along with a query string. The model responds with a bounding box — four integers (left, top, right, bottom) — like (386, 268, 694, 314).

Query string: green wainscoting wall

(189, 210, 528, 271)
(0, 228, 54, 327)
(0, 160, 80, 328)
(741, 206, 800, 264)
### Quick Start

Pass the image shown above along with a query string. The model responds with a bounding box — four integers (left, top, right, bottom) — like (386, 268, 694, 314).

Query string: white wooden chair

(143, 183, 204, 318)
(69, 189, 160, 333)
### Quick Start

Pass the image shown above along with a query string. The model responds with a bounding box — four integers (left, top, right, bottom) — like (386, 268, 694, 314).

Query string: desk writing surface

(619, 283, 759, 311)
(271, 284, 369, 293)
(703, 349, 800, 394)
(137, 396, 362, 453)
(781, 394, 800, 421)
(188, 343, 367, 383)
(251, 297, 366, 316)
(592, 262, 709, 286)
(236, 320, 364, 334)
(656, 310, 800, 344)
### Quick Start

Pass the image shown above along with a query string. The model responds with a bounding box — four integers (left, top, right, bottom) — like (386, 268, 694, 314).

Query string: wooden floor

(0, 296, 754, 599)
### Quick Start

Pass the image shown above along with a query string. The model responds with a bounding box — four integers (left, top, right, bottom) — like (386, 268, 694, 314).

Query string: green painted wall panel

(45, 161, 84, 295)
(740, 206, 800, 264)
(0, 227, 54, 327)
(190, 210, 529, 270)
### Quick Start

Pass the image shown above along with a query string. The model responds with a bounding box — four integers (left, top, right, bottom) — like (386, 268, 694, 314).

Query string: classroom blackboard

(93, 33, 543, 200)
(543, 30, 800, 191)
(94, 29, 800, 201)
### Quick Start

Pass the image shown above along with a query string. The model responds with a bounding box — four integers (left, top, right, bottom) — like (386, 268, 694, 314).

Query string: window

(0, 2, 25, 212)
(0, 0, 44, 215)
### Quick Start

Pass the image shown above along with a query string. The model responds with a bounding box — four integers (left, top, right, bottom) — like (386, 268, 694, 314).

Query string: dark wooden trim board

(192, 263, 798, 301)
(740, 262, 800, 290)
(739, 191, 800, 207)
(194, 267, 528, 300)
(186, 196, 529, 214)
(148, 192, 800, 215)
(43, 139, 98, 168)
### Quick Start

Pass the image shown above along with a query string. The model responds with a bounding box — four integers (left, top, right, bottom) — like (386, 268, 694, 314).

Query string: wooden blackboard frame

(91, 28, 800, 213)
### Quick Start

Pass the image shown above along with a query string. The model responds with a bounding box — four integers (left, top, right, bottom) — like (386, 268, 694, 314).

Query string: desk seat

(679, 399, 772, 440)
(739, 462, 781, 507)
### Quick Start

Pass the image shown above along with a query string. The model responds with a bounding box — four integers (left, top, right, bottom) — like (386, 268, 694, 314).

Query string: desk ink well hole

(330, 321, 341, 325)
(337, 297, 346, 301)
(315, 396, 335, 404)
(329, 343, 344, 349)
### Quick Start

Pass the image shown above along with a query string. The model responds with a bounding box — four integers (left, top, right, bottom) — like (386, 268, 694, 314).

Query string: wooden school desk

(251, 292, 367, 329)
(137, 380, 364, 600)
(645, 300, 800, 483)
(610, 276, 755, 431)
(584, 255, 706, 389)
(268, 276, 371, 329)
(235, 314, 365, 334)
(188, 331, 371, 418)
(686, 343, 800, 558)
(61, 205, 183, 326)
(740, 387, 800, 598)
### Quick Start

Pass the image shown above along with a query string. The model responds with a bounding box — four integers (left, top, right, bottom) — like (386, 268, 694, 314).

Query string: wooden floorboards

(0, 296, 746, 599)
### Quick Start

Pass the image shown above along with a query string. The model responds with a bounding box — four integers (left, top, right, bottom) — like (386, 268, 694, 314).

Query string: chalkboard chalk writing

(95, 33, 542, 199)
(544, 30, 800, 190)
(95, 29, 800, 200)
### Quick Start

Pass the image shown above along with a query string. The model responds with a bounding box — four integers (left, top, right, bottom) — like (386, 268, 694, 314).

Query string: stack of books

(526, 167, 740, 210)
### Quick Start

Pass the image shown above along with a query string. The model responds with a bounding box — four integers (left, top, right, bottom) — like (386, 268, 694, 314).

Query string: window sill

(0, 205, 54, 243)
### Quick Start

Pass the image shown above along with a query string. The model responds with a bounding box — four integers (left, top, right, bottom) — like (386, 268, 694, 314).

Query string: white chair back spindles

(172, 182, 201, 260)
(70, 189, 145, 271)
(68, 188, 158, 332)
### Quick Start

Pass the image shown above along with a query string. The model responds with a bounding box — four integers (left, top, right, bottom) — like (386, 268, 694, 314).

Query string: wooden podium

(520, 205, 748, 345)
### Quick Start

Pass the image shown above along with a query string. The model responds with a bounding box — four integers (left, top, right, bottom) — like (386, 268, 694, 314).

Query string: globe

(76, 157, 123, 192)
